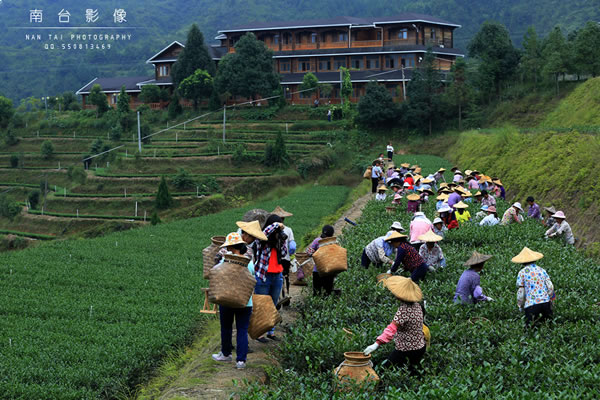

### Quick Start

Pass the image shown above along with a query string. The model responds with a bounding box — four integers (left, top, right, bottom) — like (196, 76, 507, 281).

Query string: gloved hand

(363, 342, 379, 356)
(386, 269, 392, 274)
(486, 296, 494, 301)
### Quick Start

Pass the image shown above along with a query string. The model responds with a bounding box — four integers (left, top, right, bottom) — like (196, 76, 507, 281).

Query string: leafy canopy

(179, 69, 214, 110)
(172, 24, 216, 87)
(356, 82, 399, 129)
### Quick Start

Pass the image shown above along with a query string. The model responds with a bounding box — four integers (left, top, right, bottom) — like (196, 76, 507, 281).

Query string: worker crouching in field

(386, 232, 429, 283)
(212, 233, 255, 369)
(418, 230, 445, 272)
(454, 251, 494, 304)
(512, 247, 555, 327)
(363, 276, 426, 376)
(544, 211, 574, 245)
(306, 225, 335, 295)
(361, 231, 403, 270)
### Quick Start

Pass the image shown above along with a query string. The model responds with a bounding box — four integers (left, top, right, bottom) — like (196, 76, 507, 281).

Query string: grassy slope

(543, 77, 600, 128)
(241, 155, 600, 399)
(0, 184, 350, 399)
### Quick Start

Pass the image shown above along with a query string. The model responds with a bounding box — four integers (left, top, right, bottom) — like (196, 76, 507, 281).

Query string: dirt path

(142, 193, 372, 400)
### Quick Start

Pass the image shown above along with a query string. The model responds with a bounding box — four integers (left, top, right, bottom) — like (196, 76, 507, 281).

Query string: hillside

(1, 0, 599, 101)
(542, 77, 600, 128)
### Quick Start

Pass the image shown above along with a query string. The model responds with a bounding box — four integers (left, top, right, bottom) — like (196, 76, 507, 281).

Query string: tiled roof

(76, 76, 153, 95)
(219, 13, 460, 33)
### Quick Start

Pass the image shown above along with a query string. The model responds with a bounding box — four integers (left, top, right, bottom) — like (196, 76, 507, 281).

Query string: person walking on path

(527, 197, 542, 220)
(454, 251, 494, 304)
(513, 247, 555, 326)
(544, 211, 574, 245)
(271, 207, 296, 301)
(327, 109, 332, 122)
(371, 160, 383, 194)
(306, 225, 336, 295)
(387, 142, 394, 162)
(363, 277, 426, 375)
(211, 233, 256, 369)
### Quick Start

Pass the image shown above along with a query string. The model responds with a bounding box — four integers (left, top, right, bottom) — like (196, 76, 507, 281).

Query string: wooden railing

(320, 42, 348, 49)
(425, 38, 453, 48)
(383, 39, 414, 47)
(296, 43, 317, 50)
(351, 40, 381, 48)
(281, 44, 293, 51)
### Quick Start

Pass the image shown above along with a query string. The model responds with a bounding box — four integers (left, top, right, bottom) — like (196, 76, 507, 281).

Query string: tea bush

(241, 155, 600, 399)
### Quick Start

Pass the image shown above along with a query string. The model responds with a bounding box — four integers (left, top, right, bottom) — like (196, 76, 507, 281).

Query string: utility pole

(222, 104, 226, 143)
(401, 66, 407, 101)
(340, 70, 343, 105)
(137, 111, 142, 153)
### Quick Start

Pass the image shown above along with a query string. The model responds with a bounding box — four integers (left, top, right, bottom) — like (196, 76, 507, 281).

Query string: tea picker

(270, 206, 296, 307)
(453, 251, 494, 304)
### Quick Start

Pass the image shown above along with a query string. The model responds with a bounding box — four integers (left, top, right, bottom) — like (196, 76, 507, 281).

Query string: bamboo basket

(290, 252, 314, 286)
(248, 294, 282, 339)
(208, 254, 256, 308)
(202, 236, 226, 279)
(363, 167, 372, 179)
(313, 237, 348, 277)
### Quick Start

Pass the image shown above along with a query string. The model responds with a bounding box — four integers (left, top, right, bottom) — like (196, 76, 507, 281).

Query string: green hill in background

(1, 0, 599, 102)
(543, 77, 600, 128)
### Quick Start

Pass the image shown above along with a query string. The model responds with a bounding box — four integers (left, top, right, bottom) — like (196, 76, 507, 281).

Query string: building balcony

(296, 43, 318, 50)
(320, 42, 348, 49)
(425, 38, 453, 48)
(281, 44, 293, 51)
(351, 39, 382, 48)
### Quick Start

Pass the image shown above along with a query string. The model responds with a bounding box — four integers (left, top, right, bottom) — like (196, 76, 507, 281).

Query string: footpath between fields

(133, 192, 372, 400)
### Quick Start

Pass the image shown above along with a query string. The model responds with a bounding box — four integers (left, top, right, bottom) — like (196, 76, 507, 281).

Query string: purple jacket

(447, 192, 462, 208)
(454, 269, 488, 304)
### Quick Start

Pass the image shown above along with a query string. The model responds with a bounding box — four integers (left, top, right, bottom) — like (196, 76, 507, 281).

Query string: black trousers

(371, 178, 379, 193)
(525, 301, 553, 326)
(385, 346, 426, 376)
(361, 249, 381, 269)
(312, 270, 334, 295)
(387, 151, 394, 161)
(410, 263, 429, 283)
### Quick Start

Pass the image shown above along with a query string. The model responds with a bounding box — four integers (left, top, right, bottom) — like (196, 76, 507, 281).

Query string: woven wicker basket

(208, 254, 256, 308)
(313, 237, 348, 277)
(202, 236, 226, 279)
(363, 167, 372, 179)
(290, 252, 314, 286)
(248, 294, 282, 339)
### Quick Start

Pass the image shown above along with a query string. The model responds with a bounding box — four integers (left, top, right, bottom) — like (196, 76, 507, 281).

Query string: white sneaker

(236, 361, 246, 369)
(211, 352, 232, 362)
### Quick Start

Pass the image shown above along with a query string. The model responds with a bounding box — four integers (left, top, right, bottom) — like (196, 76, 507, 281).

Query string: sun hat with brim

(420, 188, 434, 195)
(465, 169, 473, 176)
(433, 217, 443, 225)
(390, 221, 405, 232)
(407, 194, 421, 201)
(437, 168, 446, 173)
(403, 182, 410, 187)
(421, 178, 434, 184)
(418, 230, 443, 243)
(401, 163, 410, 168)
(552, 211, 566, 219)
(451, 166, 459, 172)
(480, 205, 489, 211)
(454, 170, 463, 175)
(236, 221, 268, 241)
(544, 206, 557, 214)
(404, 172, 413, 177)
(461, 192, 473, 198)
(474, 191, 482, 197)
(437, 194, 449, 201)
(220, 232, 246, 248)
(271, 206, 293, 218)
(453, 201, 469, 209)
(377, 185, 388, 191)
(394, 193, 402, 200)
(493, 179, 503, 187)
(486, 206, 497, 213)
(438, 205, 453, 213)
(415, 168, 422, 174)
(511, 247, 544, 264)
(439, 182, 449, 188)
(464, 251, 493, 266)
(512, 202, 524, 212)
(384, 231, 408, 241)
(383, 276, 423, 302)
(448, 182, 458, 187)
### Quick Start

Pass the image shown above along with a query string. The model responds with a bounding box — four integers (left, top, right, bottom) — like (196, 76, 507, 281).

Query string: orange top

(267, 248, 283, 273)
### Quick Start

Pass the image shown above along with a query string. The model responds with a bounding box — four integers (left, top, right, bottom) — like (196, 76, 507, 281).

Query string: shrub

(67, 166, 87, 185)
(150, 211, 161, 225)
(9, 154, 18, 168)
(172, 168, 196, 190)
(41, 140, 54, 159)
(197, 176, 220, 193)
(155, 177, 173, 209)
(5, 130, 19, 146)
(110, 124, 122, 141)
(263, 131, 288, 168)
(356, 82, 400, 129)
(0, 194, 21, 219)
(27, 190, 40, 210)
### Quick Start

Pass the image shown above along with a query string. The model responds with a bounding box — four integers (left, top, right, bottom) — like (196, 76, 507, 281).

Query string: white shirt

(480, 214, 500, 226)
(372, 165, 383, 179)
(376, 193, 387, 201)
(283, 226, 295, 261)
(387, 145, 394, 153)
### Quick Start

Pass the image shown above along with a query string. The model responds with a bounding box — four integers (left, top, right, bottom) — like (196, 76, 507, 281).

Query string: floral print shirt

(516, 264, 554, 308)
(392, 302, 425, 351)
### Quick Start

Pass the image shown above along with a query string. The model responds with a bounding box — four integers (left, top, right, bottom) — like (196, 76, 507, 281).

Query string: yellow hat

(464, 251, 492, 266)
(511, 247, 544, 264)
(493, 179, 503, 187)
(384, 231, 408, 241)
(401, 163, 410, 168)
(421, 178, 434, 184)
(383, 276, 423, 302)
(436, 193, 449, 201)
(453, 201, 469, 209)
(407, 193, 421, 201)
(220, 232, 246, 248)
(439, 183, 449, 188)
(437, 168, 446, 173)
(418, 230, 443, 243)
(236, 221, 268, 241)
(377, 185, 388, 191)
(271, 206, 293, 218)
(474, 191, 482, 196)
(461, 191, 473, 197)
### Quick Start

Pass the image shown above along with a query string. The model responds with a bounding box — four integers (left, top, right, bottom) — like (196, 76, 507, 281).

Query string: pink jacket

(410, 219, 433, 243)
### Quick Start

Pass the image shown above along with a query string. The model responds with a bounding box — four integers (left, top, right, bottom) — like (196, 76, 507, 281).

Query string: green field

(0, 184, 351, 399)
(241, 155, 600, 399)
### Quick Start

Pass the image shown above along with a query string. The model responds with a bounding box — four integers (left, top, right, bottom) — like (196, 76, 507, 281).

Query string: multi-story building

(76, 13, 463, 107)
(215, 13, 464, 103)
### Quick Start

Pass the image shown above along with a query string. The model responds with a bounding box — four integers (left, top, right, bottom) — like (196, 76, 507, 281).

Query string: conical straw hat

(407, 194, 421, 201)
(511, 247, 544, 264)
(384, 231, 408, 241)
(464, 251, 492, 266)
(436, 193, 449, 201)
(271, 206, 293, 217)
(453, 201, 469, 209)
(418, 230, 443, 243)
(236, 220, 268, 241)
(383, 276, 423, 302)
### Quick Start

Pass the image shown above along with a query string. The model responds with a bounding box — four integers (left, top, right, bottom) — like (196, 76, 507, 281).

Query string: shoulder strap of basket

(224, 259, 249, 267)
(318, 240, 338, 248)
(298, 258, 313, 267)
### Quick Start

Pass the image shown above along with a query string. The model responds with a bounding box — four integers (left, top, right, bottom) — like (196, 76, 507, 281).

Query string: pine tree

(445, 58, 472, 130)
(521, 26, 543, 87)
(542, 27, 568, 96)
(405, 50, 442, 135)
(155, 176, 173, 209)
(117, 85, 130, 114)
(172, 24, 216, 88)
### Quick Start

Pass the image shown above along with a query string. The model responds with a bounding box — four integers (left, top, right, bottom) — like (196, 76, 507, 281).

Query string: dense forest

(1, 0, 599, 102)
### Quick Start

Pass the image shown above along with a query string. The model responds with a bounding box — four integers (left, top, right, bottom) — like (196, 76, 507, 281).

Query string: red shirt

(405, 176, 414, 189)
(267, 248, 283, 273)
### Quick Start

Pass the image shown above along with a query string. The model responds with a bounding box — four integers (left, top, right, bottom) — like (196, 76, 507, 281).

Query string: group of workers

(361, 155, 564, 373)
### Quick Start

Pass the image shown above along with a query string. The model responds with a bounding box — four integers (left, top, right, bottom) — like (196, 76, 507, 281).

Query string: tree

(214, 33, 280, 101)
(468, 22, 520, 99)
(117, 86, 130, 114)
(179, 69, 214, 110)
(172, 168, 196, 190)
(88, 84, 109, 117)
(405, 50, 442, 135)
(139, 85, 162, 103)
(62, 91, 77, 110)
(172, 24, 216, 88)
(356, 82, 399, 128)
(168, 91, 183, 119)
(150, 211, 161, 225)
(521, 26, 543, 86)
(0, 194, 21, 219)
(300, 72, 319, 96)
(542, 27, 569, 95)
(263, 131, 288, 167)
(9, 154, 18, 168)
(340, 67, 353, 102)
(41, 140, 54, 159)
(445, 58, 472, 130)
(0, 96, 14, 128)
(574, 21, 600, 77)
(155, 176, 173, 209)
(27, 190, 40, 210)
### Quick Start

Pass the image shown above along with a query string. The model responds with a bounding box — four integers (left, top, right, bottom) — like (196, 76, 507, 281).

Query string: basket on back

(208, 254, 256, 308)
(290, 252, 314, 286)
(363, 167, 372, 179)
(248, 294, 282, 339)
(312, 237, 348, 277)
(202, 236, 226, 279)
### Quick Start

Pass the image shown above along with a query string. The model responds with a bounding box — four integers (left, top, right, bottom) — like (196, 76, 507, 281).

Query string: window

(280, 60, 291, 72)
(334, 56, 346, 70)
(398, 29, 408, 40)
(331, 87, 340, 98)
(297, 59, 311, 72)
(300, 90, 312, 99)
(274, 35, 280, 44)
(318, 59, 331, 71)
(158, 65, 169, 77)
(352, 86, 361, 98)
(366, 56, 380, 69)
(283, 34, 291, 45)
(111, 94, 117, 104)
(430, 28, 436, 40)
(401, 55, 415, 68)
(311, 33, 317, 43)
(338, 32, 348, 42)
(351, 56, 363, 70)
(385, 55, 399, 69)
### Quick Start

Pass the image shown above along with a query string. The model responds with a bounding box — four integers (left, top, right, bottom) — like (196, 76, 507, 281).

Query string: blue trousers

(254, 272, 283, 335)
(219, 305, 252, 362)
